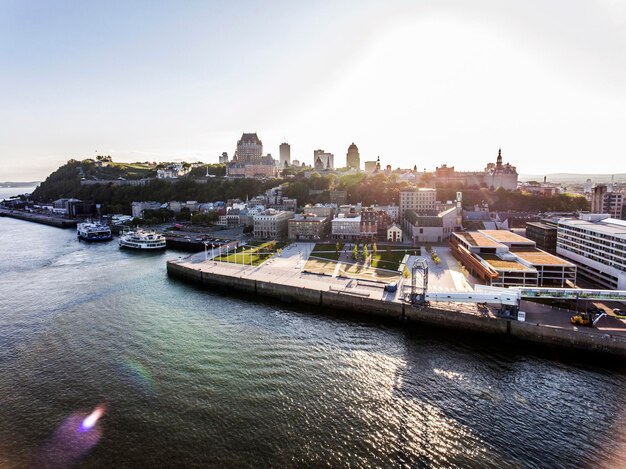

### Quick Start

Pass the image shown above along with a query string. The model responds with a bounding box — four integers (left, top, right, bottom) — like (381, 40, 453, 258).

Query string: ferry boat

(119, 229, 166, 250)
(77, 222, 112, 242)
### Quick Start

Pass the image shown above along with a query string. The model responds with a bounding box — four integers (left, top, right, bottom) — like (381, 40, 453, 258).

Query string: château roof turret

(238, 133, 262, 145)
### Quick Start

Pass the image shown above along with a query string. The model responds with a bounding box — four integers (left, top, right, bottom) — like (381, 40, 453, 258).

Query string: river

(1, 186, 626, 468)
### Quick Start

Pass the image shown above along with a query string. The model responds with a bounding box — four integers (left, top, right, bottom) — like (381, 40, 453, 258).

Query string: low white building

(331, 215, 361, 240)
(403, 207, 457, 243)
(387, 223, 403, 242)
(253, 209, 295, 239)
(131, 201, 163, 219)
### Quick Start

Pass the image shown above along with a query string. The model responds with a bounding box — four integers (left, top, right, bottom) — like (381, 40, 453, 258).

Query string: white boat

(119, 229, 166, 250)
(77, 222, 112, 242)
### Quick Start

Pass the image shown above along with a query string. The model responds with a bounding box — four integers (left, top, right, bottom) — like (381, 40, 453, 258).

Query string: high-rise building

(346, 143, 360, 170)
(592, 185, 624, 219)
(279, 142, 291, 168)
(227, 133, 278, 178)
(313, 149, 334, 170)
(234, 133, 263, 163)
(364, 161, 377, 173)
(219, 152, 229, 164)
(557, 214, 626, 289)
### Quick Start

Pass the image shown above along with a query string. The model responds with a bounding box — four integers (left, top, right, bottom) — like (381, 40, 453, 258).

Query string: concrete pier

(0, 208, 77, 228)
(167, 243, 626, 359)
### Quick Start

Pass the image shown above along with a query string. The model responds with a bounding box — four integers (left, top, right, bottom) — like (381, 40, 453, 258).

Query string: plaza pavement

(174, 241, 626, 336)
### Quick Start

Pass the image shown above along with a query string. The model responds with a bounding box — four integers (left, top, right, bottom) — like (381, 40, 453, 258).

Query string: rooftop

(480, 229, 535, 244)
(480, 254, 534, 271)
(558, 217, 626, 239)
(455, 232, 503, 248)
(526, 221, 558, 231)
(511, 248, 576, 266)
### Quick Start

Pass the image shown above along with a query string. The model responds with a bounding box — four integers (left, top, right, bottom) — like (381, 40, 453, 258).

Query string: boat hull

(119, 242, 166, 250)
(78, 234, 113, 242)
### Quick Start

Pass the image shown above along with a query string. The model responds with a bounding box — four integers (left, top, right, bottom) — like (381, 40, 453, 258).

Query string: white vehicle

(119, 229, 166, 250)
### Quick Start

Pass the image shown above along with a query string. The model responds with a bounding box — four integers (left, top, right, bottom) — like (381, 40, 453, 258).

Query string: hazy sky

(1, 0, 626, 180)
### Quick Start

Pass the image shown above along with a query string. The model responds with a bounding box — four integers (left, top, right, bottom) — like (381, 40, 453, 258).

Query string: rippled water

(1, 193, 626, 468)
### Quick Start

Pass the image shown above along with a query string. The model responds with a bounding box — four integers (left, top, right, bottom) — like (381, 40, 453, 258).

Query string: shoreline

(0, 208, 77, 228)
(167, 255, 626, 360)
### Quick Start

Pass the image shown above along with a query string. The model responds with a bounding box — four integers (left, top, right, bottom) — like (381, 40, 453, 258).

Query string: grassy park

(305, 242, 413, 282)
(214, 241, 288, 266)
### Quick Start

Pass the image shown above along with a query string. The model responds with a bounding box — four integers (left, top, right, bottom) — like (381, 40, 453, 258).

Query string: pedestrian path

(332, 261, 342, 278)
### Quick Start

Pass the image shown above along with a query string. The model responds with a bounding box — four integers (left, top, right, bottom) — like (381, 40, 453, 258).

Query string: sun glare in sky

(1, 0, 625, 180)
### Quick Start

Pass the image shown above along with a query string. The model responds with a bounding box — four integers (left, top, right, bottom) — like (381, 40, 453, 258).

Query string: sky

(1, 0, 626, 181)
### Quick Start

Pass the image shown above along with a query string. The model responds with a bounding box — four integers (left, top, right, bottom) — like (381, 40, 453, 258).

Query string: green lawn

(310, 243, 342, 261)
(370, 249, 420, 270)
(305, 243, 404, 281)
(214, 241, 288, 266)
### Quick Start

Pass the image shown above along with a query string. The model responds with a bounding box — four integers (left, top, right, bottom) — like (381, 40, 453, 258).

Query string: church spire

(496, 148, 502, 168)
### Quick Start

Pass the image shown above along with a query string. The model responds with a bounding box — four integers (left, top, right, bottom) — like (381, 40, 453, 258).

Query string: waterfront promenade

(0, 207, 77, 228)
(168, 242, 626, 358)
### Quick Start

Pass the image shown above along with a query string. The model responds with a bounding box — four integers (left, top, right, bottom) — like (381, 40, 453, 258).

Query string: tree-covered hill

(31, 159, 590, 215)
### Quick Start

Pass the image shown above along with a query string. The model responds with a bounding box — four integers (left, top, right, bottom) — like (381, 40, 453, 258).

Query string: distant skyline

(2, 0, 626, 180)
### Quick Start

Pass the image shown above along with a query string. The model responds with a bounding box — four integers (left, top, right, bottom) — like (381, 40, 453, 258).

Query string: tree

(353, 243, 358, 260)
(403, 265, 411, 279)
(363, 244, 369, 260)
(372, 242, 378, 255)
(335, 241, 340, 254)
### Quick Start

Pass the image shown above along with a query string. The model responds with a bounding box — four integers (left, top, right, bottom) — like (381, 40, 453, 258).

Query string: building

(313, 149, 334, 171)
(399, 188, 437, 220)
(265, 186, 297, 211)
(227, 133, 278, 178)
(387, 223, 403, 242)
(556, 214, 626, 290)
(591, 185, 608, 213)
(279, 142, 291, 169)
(52, 198, 95, 217)
(219, 152, 229, 164)
(403, 207, 457, 243)
(346, 143, 360, 170)
(331, 215, 361, 240)
(288, 214, 328, 240)
(519, 181, 562, 196)
(360, 207, 378, 241)
(236, 133, 262, 162)
(131, 201, 163, 219)
(157, 164, 188, 179)
(451, 230, 577, 287)
(364, 161, 377, 173)
(483, 149, 518, 191)
(592, 185, 624, 219)
(302, 204, 335, 219)
(433, 149, 518, 190)
(525, 221, 558, 254)
(374, 204, 399, 222)
(253, 209, 294, 239)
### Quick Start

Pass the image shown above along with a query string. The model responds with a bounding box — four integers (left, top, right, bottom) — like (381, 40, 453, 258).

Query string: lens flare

(80, 405, 106, 432)
(32, 404, 107, 468)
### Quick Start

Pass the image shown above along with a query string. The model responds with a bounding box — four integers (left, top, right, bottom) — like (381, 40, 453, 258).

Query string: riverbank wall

(167, 260, 626, 359)
(0, 209, 77, 228)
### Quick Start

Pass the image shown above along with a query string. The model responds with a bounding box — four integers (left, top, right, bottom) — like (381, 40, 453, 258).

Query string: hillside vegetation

(31, 159, 590, 215)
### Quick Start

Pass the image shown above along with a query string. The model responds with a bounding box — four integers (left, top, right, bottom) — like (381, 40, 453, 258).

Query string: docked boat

(77, 221, 112, 242)
(119, 229, 166, 250)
